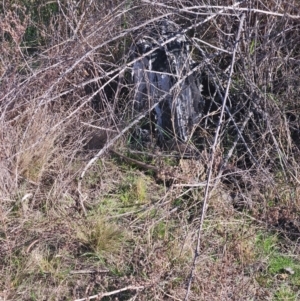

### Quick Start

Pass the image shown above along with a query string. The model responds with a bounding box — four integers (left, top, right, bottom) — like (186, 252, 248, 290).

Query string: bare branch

(184, 13, 246, 301)
(73, 285, 144, 301)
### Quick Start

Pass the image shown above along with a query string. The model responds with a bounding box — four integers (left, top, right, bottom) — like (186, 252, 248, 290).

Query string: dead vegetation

(1, 0, 300, 300)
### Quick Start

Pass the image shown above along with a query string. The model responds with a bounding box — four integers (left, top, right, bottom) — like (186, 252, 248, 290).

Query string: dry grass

(1, 0, 300, 300)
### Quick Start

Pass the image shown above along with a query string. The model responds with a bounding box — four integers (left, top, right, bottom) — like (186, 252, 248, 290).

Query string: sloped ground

(1, 1, 300, 300)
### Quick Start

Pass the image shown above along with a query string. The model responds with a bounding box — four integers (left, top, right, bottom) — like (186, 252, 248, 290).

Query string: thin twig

(142, 1, 300, 19)
(184, 13, 246, 301)
(221, 111, 253, 169)
(70, 269, 109, 275)
(73, 285, 144, 301)
(192, 37, 232, 54)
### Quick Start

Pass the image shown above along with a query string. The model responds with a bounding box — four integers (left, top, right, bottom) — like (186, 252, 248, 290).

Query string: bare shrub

(1, 0, 300, 300)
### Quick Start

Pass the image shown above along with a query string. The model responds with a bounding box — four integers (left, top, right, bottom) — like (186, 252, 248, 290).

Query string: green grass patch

(119, 175, 148, 206)
(274, 285, 298, 301)
(77, 218, 125, 258)
(255, 232, 300, 293)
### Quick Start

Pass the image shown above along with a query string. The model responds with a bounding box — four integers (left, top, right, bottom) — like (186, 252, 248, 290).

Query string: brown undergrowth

(1, 0, 300, 300)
